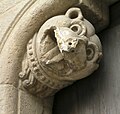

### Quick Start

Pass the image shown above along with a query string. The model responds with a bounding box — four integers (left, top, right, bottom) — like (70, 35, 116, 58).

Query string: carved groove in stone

(0, 0, 37, 53)
(19, 7, 102, 98)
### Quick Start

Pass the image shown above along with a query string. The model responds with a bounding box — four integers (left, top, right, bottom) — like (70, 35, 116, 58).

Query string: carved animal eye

(86, 47, 95, 61)
(69, 10, 79, 19)
(70, 24, 82, 35)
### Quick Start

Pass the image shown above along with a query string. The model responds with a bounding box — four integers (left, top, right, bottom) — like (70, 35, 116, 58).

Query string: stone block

(18, 90, 53, 114)
(0, 84, 18, 114)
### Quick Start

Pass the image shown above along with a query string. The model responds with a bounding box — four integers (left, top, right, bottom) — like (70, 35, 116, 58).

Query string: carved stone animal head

(37, 7, 102, 80)
(19, 7, 102, 97)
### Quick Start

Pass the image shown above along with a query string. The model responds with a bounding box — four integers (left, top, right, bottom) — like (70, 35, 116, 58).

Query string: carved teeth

(30, 58, 35, 62)
(34, 67, 39, 72)
(19, 72, 26, 79)
(29, 51, 33, 55)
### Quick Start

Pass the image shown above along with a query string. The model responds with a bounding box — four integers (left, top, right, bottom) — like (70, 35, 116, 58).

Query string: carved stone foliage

(19, 7, 102, 98)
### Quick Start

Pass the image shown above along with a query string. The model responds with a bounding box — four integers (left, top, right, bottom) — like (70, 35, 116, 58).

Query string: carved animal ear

(65, 7, 83, 20)
(86, 42, 102, 63)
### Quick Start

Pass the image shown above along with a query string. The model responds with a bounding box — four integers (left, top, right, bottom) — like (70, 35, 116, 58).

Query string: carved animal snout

(54, 27, 87, 53)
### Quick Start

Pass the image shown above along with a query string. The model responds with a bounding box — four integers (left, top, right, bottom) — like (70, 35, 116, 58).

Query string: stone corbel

(19, 7, 102, 98)
(0, 0, 118, 114)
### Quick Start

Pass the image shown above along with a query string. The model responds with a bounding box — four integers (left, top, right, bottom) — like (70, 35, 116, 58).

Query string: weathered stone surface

(18, 7, 102, 114)
(0, 1, 81, 114)
(0, 0, 117, 114)
(0, 0, 79, 87)
(0, 85, 18, 114)
(19, 7, 102, 99)
(18, 90, 53, 114)
(0, 0, 36, 49)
